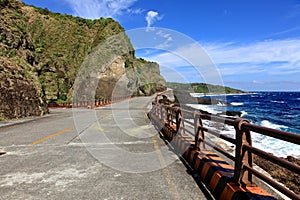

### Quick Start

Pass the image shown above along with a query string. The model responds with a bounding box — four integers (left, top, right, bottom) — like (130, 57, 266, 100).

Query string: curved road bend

(0, 96, 210, 200)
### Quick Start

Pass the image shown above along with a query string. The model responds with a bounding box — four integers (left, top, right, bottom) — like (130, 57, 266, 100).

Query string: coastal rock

(219, 111, 242, 117)
(254, 155, 300, 195)
(173, 89, 229, 106)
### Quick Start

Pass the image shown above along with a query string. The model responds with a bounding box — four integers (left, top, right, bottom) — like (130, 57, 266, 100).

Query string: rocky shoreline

(254, 155, 299, 195)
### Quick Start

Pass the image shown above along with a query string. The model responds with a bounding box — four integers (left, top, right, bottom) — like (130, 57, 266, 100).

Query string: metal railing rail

(150, 99, 300, 200)
(48, 96, 132, 108)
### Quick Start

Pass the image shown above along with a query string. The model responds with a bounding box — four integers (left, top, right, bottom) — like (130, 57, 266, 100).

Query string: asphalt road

(0, 96, 210, 200)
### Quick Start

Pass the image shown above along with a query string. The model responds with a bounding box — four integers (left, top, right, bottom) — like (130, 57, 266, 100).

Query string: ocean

(190, 92, 300, 158)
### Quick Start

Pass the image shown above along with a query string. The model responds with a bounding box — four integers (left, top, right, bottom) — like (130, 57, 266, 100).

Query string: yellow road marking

(94, 112, 111, 131)
(127, 125, 152, 133)
(152, 136, 180, 200)
(29, 127, 73, 146)
(67, 112, 111, 144)
(93, 124, 105, 132)
(99, 112, 111, 119)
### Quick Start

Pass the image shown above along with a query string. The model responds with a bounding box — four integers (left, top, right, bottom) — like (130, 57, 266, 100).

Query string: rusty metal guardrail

(150, 96, 300, 200)
(48, 96, 133, 108)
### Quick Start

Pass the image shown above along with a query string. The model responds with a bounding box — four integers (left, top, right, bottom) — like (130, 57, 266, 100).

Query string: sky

(21, 0, 300, 91)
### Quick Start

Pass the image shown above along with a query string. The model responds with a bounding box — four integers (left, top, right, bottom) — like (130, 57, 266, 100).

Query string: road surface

(0, 96, 210, 200)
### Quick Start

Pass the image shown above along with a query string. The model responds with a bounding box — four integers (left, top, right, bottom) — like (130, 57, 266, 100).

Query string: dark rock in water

(173, 89, 198, 104)
(223, 111, 242, 117)
(196, 98, 211, 105)
(196, 97, 229, 105)
(173, 89, 229, 106)
(182, 104, 241, 117)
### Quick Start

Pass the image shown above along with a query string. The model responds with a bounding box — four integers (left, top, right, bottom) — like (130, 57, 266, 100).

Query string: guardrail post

(163, 107, 168, 123)
(166, 107, 172, 126)
(159, 105, 163, 120)
(234, 118, 253, 186)
(175, 108, 185, 136)
(161, 106, 165, 121)
(194, 111, 205, 151)
(156, 105, 160, 119)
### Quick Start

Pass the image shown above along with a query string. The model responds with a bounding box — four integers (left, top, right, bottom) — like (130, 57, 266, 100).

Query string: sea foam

(251, 133, 300, 159)
(260, 120, 288, 130)
(186, 104, 222, 115)
(241, 111, 248, 117)
(271, 100, 285, 104)
(230, 102, 244, 106)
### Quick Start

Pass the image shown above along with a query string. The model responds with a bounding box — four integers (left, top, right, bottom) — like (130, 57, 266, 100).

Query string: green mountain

(166, 82, 245, 94)
(0, 0, 166, 119)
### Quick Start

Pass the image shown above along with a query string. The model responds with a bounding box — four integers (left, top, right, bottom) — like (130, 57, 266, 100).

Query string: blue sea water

(221, 92, 300, 134)
(192, 92, 300, 158)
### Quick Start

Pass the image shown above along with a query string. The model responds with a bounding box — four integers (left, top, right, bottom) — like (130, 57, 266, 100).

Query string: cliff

(0, 0, 166, 119)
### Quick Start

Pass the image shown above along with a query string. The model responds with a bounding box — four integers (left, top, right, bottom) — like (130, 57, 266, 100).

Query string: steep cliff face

(0, 0, 49, 119)
(0, 0, 166, 119)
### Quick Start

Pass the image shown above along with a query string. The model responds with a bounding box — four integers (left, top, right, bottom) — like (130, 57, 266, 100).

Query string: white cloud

(145, 10, 163, 28)
(204, 39, 300, 63)
(139, 41, 222, 85)
(156, 31, 172, 42)
(144, 42, 215, 68)
(146, 51, 190, 67)
(126, 8, 144, 15)
(143, 38, 300, 77)
(63, 0, 138, 19)
(269, 26, 300, 37)
(202, 39, 300, 76)
(155, 30, 173, 48)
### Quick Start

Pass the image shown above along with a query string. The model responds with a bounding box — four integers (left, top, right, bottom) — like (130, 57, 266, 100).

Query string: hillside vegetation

(0, 0, 166, 119)
(166, 82, 245, 94)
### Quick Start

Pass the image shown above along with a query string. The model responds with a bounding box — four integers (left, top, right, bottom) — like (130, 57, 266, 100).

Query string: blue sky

(22, 0, 300, 91)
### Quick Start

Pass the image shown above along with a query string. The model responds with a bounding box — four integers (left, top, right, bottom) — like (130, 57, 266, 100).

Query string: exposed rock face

(0, 59, 48, 119)
(96, 56, 127, 98)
